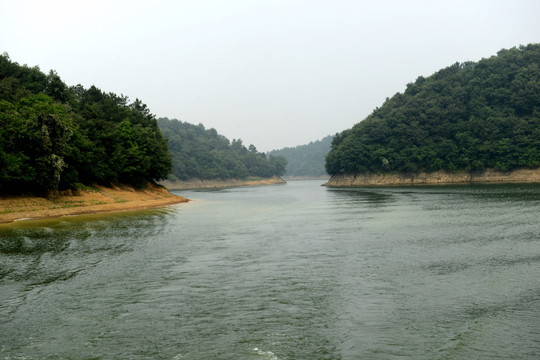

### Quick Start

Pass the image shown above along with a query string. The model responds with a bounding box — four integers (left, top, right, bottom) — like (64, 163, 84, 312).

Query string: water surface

(1, 181, 539, 359)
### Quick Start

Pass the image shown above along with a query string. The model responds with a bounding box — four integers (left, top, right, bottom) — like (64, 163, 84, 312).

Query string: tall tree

(0, 53, 172, 195)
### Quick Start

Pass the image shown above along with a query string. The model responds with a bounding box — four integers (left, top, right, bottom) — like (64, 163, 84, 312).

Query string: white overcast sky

(1, 0, 539, 151)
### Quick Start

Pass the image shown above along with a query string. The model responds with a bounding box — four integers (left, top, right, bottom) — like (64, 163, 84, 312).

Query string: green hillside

(326, 44, 540, 176)
(157, 118, 286, 181)
(0, 54, 171, 195)
(269, 135, 332, 177)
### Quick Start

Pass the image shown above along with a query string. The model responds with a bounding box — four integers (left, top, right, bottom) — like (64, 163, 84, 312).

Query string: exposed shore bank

(159, 176, 286, 190)
(323, 168, 540, 187)
(283, 176, 330, 181)
(0, 183, 188, 224)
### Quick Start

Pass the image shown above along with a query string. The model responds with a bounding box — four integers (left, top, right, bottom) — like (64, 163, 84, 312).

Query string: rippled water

(1, 181, 539, 359)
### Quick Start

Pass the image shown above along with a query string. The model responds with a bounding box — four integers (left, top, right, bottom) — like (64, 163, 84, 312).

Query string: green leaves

(0, 54, 173, 194)
(158, 118, 285, 180)
(326, 44, 540, 176)
(0, 93, 73, 193)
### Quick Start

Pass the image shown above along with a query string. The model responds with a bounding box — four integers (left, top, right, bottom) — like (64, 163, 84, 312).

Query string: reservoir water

(1, 180, 539, 359)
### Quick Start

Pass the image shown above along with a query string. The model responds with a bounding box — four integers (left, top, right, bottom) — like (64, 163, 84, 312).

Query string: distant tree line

(157, 118, 287, 181)
(0, 53, 171, 195)
(326, 44, 540, 175)
(269, 135, 332, 177)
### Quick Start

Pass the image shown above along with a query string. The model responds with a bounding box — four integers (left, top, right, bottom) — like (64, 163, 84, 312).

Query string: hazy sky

(1, 0, 539, 151)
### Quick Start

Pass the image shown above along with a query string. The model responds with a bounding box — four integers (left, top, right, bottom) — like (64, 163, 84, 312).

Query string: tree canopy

(269, 135, 332, 177)
(325, 44, 540, 176)
(157, 118, 286, 181)
(0, 54, 171, 194)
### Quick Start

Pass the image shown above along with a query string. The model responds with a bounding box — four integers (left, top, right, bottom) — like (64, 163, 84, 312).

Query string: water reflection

(0, 209, 173, 288)
(1, 181, 539, 359)
(326, 187, 395, 207)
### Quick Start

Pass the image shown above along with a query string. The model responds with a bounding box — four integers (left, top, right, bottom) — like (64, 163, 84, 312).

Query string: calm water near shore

(1, 180, 539, 359)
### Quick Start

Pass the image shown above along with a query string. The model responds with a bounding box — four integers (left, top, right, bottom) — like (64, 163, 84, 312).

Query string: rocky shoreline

(0, 183, 188, 224)
(323, 168, 540, 187)
(159, 176, 286, 190)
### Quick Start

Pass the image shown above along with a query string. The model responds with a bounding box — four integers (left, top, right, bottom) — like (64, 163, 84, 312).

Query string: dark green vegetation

(0, 54, 171, 195)
(326, 44, 540, 176)
(269, 135, 332, 177)
(157, 118, 286, 181)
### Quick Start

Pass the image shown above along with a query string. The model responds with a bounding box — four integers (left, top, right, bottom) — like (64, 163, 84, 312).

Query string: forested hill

(326, 44, 540, 176)
(157, 118, 286, 181)
(0, 54, 171, 195)
(269, 135, 332, 178)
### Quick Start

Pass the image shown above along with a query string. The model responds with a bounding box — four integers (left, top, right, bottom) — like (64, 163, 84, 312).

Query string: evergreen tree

(158, 118, 286, 180)
(326, 44, 540, 176)
(0, 54, 172, 194)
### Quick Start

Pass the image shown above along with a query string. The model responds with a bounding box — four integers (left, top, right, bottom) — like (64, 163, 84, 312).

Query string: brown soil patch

(0, 183, 189, 224)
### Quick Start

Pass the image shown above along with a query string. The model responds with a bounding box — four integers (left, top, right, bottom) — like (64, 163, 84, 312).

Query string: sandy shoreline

(283, 176, 330, 181)
(0, 183, 189, 224)
(159, 176, 286, 190)
(324, 168, 540, 187)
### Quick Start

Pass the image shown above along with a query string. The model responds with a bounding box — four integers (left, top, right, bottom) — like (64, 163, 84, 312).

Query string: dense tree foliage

(269, 135, 332, 177)
(326, 44, 540, 176)
(0, 54, 171, 194)
(157, 118, 286, 181)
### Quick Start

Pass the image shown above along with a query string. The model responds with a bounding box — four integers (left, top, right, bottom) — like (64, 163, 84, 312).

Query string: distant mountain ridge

(158, 118, 286, 181)
(325, 44, 540, 182)
(269, 135, 332, 178)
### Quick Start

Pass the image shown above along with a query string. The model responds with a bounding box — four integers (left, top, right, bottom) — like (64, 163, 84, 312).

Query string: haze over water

(1, 180, 539, 359)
